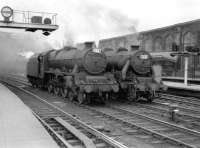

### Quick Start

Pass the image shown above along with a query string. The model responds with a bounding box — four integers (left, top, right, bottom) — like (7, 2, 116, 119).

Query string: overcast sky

(0, 0, 200, 46)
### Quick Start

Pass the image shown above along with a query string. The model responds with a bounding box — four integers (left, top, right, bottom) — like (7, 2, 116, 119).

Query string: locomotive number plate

(93, 48, 102, 53)
(140, 54, 148, 59)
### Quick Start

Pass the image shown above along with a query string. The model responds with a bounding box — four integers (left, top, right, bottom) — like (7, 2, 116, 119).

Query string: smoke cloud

(45, 0, 138, 47)
(0, 0, 138, 75)
(0, 31, 51, 75)
(60, 1, 138, 45)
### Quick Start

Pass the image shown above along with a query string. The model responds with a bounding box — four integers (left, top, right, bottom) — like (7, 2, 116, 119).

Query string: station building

(98, 19, 200, 78)
(98, 33, 139, 51)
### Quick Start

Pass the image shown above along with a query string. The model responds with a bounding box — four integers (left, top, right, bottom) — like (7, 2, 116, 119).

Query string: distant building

(98, 33, 139, 51)
(98, 19, 200, 78)
(139, 19, 200, 78)
(76, 41, 96, 50)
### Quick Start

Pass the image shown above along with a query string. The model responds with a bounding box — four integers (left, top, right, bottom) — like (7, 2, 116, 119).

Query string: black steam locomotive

(26, 42, 166, 104)
(27, 43, 119, 104)
(104, 47, 166, 102)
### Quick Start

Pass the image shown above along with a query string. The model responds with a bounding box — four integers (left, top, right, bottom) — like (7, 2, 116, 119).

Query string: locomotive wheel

(54, 86, 60, 96)
(32, 83, 38, 88)
(68, 90, 74, 102)
(77, 91, 86, 105)
(47, 84, 53, 93)
(61, 88, 68, 98)
(147, 91, 155, 103)
(127, 94, 137, 102)
(127, 86, 137, 102)
(101, 93, 109, 104)
(109, 92, 118, 100)
(32, 84, 35, 88)
(148, 97, 153, 103)
(86, 94, 91, 104)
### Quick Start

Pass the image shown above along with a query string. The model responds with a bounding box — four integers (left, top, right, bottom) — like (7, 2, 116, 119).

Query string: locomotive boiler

(27, 46, 119, 104)
(104, 47, 166, 102)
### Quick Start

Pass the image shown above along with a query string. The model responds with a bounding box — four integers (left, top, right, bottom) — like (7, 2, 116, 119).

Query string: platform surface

(162, 76, 200, 81)
(0, 83, 58, 148)
(163, 81, 200, 91)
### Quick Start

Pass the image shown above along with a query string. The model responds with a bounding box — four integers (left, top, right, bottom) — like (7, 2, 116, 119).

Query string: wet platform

(0, 83, 58, 148)
(162, 76, 200, 85)
(163, 81, 200, 91)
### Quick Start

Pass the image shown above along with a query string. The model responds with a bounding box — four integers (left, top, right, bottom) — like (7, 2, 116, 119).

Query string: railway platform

(163, 81, 200, 91)
(162, 76, 200, 85)
(0, 83, 58, 148)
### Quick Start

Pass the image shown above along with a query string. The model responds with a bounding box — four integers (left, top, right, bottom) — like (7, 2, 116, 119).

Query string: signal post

(171, 46, 200, 86)
(0, 6, 58, 35)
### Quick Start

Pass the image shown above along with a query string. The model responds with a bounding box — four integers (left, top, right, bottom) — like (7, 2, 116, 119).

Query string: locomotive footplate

(75, 75, 119, 93)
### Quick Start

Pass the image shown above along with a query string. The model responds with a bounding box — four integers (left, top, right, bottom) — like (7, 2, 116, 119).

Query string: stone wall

(139, 20, 200, 52)
(139, 19, 200, 78)
(98, 19, 200, 78)
(98, 33, 139, 51)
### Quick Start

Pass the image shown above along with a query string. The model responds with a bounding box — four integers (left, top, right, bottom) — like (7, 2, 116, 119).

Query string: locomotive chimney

(76, 41, 96, 50)
(84, 41, 96, 50)
(130, 45, 139, 51)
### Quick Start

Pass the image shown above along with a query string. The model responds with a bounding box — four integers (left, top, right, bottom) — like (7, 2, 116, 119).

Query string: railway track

(155, 93, 200, 117)
(2, 80, 128, 148)
(2, 75, 200, 148)
(107, 101, 200, 131)
(159, 93, 200, 107)
(85, 105, 200, 148)
(8, 74, 200, 122)
(2, 76, 178, 148)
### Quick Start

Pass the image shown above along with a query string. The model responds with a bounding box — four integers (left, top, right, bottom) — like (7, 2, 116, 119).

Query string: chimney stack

(130, 45, 139, 51)
(84, 41, 96, 49)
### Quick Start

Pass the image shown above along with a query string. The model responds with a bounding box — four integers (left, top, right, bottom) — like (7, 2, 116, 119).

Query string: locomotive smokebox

(130, 45, 139, 51)
(130, 50, 152, 75)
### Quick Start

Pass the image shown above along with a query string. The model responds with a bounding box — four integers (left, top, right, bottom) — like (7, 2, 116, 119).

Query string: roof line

(140, 19, 200, 34)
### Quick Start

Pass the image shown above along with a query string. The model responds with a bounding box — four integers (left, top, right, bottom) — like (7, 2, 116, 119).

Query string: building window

(165, 35, 173, 51)
(144, 39, 152, 51)
(154, 37, 162, 52)
(183, 32, 196, 50)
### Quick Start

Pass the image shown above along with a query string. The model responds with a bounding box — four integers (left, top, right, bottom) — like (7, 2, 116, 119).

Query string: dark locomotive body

(150, 52, 178, 76)
(104, 47, 166, 102)
(27, 46, 119, 104)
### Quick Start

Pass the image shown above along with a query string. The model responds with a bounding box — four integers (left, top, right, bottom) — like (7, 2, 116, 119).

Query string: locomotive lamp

(1, 6, 13, 22)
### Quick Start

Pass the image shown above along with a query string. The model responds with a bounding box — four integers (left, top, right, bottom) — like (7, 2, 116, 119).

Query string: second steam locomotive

(26, 42, 166, 104)
(104, 47, 166, 102)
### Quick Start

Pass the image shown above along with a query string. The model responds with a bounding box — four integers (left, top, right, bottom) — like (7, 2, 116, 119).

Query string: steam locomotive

(26, 42, 166, 104)
(27, 44, 119, 104)
(103, 47, 166, 102)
